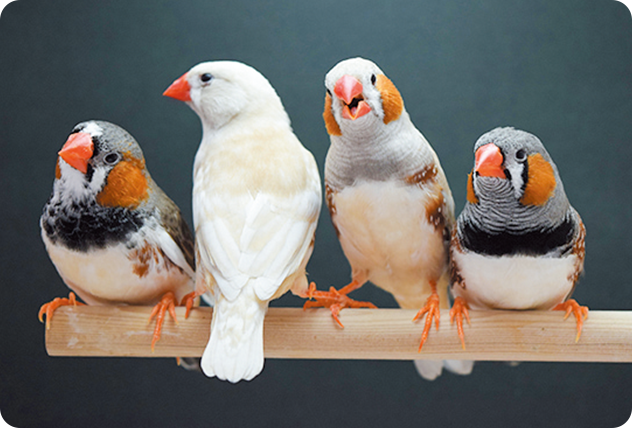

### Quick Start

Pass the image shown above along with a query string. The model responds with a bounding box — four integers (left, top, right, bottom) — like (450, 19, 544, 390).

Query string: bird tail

(413, 359, 474, 380)
(201, 285, 268, 383)
(413, 360, 445, 381)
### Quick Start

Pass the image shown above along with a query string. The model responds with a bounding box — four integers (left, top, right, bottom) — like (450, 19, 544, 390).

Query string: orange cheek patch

(96, 155, 149, 209)
(55, 158, 62, 180)
(375, 74, 403, 125)
(466, 171, 479, 204)
(520, 153, 556, 206)
(323, 93, 342, 136)
(324, 182, 340, 237)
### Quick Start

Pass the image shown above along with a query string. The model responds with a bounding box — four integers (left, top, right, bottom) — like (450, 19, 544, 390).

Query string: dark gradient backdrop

(1, 0, 631, 427)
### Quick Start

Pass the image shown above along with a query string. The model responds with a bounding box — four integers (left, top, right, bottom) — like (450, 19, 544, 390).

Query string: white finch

(307, 57, 472, 380)
(163, 61, 322, 383)
(39, 120, 203, 360)
(450, 127, 588, 347)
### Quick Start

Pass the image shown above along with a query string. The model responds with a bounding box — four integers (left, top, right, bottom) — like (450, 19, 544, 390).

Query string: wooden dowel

(44, 307, 632, 362)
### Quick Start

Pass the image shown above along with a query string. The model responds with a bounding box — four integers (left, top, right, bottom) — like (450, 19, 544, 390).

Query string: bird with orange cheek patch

(450, 127, 588, 349)
(308, 57, 473, 380)
(39, 120, 209, 367)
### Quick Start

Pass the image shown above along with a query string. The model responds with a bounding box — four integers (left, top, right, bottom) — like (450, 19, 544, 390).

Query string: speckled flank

(128, 241, 177, 278)
(569, 218, 586, 285)
(425, 192, 446, 232)
(324, 182, 340, 237)
(405, 164, 437, 186)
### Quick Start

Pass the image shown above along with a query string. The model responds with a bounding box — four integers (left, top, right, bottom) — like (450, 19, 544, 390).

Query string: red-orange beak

(475, 143, 506, 178)
(163, 72, 191, 102)
(58, 132, 94, 174)
(333, 75, 371, 120)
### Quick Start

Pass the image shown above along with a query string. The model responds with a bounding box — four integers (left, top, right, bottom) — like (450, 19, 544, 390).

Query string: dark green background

(1, 0, 631, 426)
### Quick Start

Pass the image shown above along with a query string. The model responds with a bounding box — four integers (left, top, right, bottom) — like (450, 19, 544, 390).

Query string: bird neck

(325, 112, 436, 188)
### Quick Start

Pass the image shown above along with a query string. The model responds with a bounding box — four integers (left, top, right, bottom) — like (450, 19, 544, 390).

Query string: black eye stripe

(85, 164, 95, 182)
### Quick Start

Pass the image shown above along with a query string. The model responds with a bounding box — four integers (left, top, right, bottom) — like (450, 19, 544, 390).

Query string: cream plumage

(164, 61, 321, 383)
(309, 57, 472, 380)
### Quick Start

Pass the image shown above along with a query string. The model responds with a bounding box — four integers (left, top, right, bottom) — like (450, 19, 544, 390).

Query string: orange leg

(449, 297, 471, 350)
(553, 299, 589, 342)
(180, 291, 200, 319)
(38, 292, 86, 330)
(148, 291, 178, 351)
(412, 282, 441, 352)
(301, 281, 377, 328)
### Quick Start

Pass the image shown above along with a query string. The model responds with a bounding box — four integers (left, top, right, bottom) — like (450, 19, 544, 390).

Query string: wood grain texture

(44, 307, 632, 362)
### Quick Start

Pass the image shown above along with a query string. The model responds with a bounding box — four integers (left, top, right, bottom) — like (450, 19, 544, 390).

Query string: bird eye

(200, 73, 213, 83)
(515, 149, 527, 162)
(104, 152, 121, 165)
(371, 74, 377, 85)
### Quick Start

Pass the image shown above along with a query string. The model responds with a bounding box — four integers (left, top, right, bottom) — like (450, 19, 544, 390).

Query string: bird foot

(302, 282, 377, 328)
(179, 291, 199, 319)
(148, 291, 178, 351)
(413, 291, 441, 351)
(38, 292, 86, 330)
(553, 299, 589, 342)
(449, 297, 471, 350)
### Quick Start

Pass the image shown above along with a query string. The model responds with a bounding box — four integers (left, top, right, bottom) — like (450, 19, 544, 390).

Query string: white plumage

(164, 61, 321, 382)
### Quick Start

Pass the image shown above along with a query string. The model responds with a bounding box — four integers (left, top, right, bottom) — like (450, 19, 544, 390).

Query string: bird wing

(195, 171, 321, 302)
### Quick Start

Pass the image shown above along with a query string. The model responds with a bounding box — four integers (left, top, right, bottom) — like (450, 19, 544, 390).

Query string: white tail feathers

(413, 359, 475, 381)
(413, 360, 444, 381)
(201, 285, 269, 383)
(443, 359, 475, 376)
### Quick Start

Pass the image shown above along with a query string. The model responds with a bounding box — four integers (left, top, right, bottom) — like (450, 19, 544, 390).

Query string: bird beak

(163, 72, 191, 102)
(475, 143, 506, 178)
(334, 75, 371, 120)
(58, 132, 94, 174)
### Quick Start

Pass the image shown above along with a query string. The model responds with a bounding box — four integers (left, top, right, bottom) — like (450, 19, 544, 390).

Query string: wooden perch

(45, 307, 632, 362)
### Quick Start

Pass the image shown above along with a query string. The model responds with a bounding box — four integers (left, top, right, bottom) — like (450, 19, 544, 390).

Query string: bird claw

(38, 292, 85, 330)
(302, 281, 377, 328)
(553, 299, 589, 342)
(413, 292, 441, 352)
(449, 297, 471, 350)
(179, 291, 199, 319)
(148, 291, 178, 351)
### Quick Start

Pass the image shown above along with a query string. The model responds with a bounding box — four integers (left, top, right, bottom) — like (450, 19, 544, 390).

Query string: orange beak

(475, 143, 506, 178)
(334, 75, 371, 120)
(163, 72, 191, 101)
(58, 132, 94, 174)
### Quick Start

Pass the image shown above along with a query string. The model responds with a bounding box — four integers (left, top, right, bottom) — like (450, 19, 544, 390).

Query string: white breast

(42, 231, 193, 305)
(451, 250, 577, 310)
(333, 180, 446, 300)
